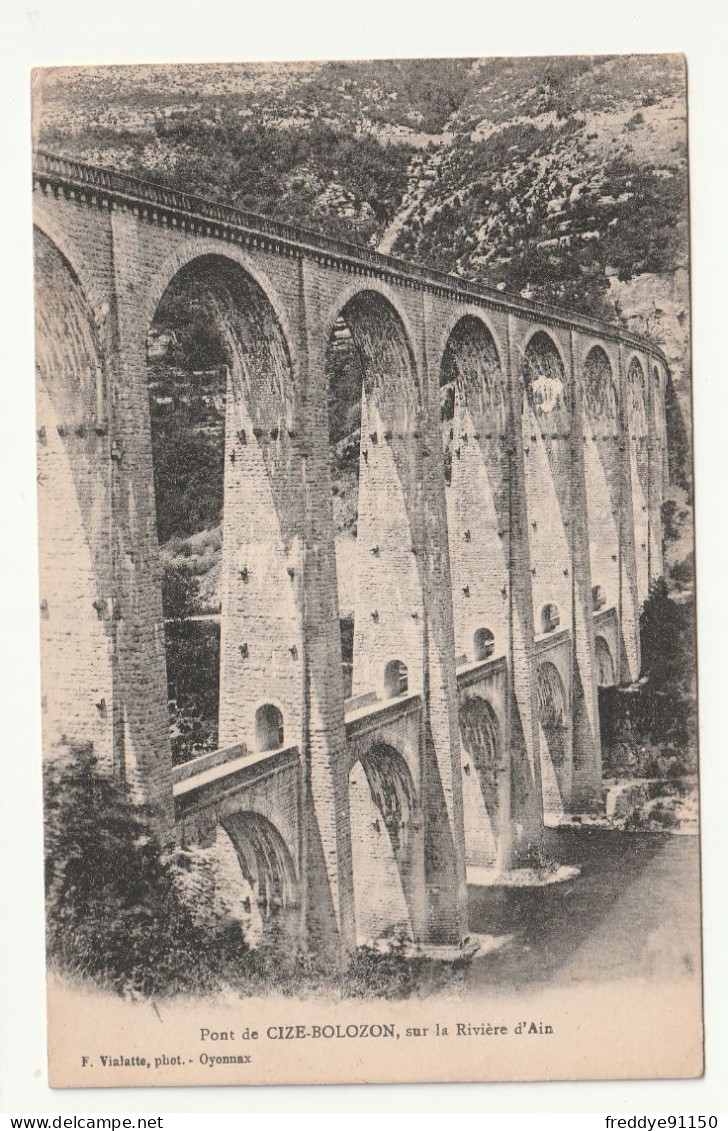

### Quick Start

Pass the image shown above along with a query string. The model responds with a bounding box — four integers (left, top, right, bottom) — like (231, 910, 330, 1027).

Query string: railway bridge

(33, 151, 669, 959)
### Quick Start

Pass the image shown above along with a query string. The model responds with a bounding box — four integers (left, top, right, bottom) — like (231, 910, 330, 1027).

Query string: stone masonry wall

(33, 170, 668, 958)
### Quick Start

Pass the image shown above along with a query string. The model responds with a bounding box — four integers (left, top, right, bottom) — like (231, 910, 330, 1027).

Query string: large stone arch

(440, 314, 510, 666)
(319, 276, 421, 385)
(32, 208, 110, 335)
(582, 345, 621, 616)
(34, 227, 115, 768)
(348, 742, 420, 943)
(324, 286, 425, 701)
(537, 659, 571, 821)
(441, 313, 507, 433)
(34, 227, 108, 425)
(145, 251, 304, 761)
(627, 355, 650, 605)
(626, 355, 648, 436)
(521, 330, 572, 635)
(435, 305, 505, 378)
(141, 239, 299, 367)
(583, 345, 619, 428)
(522, 329, 569, 421)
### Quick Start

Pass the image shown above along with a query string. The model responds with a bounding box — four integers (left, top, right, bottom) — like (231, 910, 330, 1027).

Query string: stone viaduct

(33, 150, 670, 961)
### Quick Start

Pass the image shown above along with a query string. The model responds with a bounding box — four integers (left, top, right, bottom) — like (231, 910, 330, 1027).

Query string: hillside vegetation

(34, 56, 690, 368)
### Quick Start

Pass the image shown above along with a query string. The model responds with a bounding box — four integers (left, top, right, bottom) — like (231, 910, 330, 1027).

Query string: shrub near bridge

(43, 744, 248, 998)
(599, 578, 697, 780)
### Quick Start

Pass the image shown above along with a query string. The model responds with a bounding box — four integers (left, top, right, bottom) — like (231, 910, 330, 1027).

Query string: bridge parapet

(173, 744, 298, 818)
(534, 625, 572, 657)
(33, 149, 669, 362)
(455, 653, 507, 691)
(172, 741, 250, 787)
(344, 691, 422, 740)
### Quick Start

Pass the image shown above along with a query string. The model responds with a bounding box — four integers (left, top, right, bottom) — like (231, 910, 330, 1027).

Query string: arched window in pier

(540, 602, 561, 634)
(473, 627, 496, 662)
(383, 659, 408, 699)
(254, 703, 284, 752)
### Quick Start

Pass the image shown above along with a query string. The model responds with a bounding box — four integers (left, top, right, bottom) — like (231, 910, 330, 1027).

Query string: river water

(465, 827, 701, 990)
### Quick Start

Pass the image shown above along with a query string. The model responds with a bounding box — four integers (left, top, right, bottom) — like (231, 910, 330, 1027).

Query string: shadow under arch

(579, 344, 624, 707)
(220, 811, 300, 943)
(324, 287, 425, 702)
(459, 695, 502, 867)
(522, 329, 569, 425)
(34, 226, 108, 439)
(440, 313, 507, 480)
(521, 330, 572, 636)
(627, 355, 650, 607)
(537, 659, 570, 822)
(34, 226, 115, 765)
(146, 252, 302, 761)
(348, 742, 420, 943)
(595, 635, 617, 688)
(583, 345, 619, 427)
(440, 314, 511, 674)
(32, 211, 109, 334)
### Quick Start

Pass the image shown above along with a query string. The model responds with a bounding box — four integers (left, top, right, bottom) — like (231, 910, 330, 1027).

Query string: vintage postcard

(31, 55, 701, 1088)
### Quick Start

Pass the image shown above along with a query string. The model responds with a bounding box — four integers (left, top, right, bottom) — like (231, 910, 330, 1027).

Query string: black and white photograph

(27, 52, 702, 1088)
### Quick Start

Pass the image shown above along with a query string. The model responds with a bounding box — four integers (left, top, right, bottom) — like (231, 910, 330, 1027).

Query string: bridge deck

(33, 149, 667, 363)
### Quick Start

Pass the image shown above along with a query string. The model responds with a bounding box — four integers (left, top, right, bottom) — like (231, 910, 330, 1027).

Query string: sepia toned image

(31, 55, 701, 1088)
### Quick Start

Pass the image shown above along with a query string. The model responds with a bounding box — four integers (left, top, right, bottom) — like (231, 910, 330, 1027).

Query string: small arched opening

(383, 659, 408, 699)
(254, 703, 284, 752)
(473, 627, 496, 662)
(540, 602, 561, 634)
